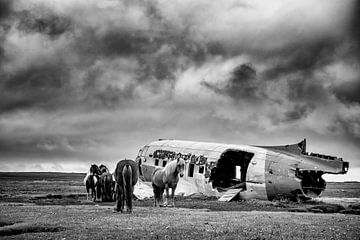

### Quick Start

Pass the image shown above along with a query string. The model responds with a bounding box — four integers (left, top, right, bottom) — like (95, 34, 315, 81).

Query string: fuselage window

(155, 159, 159, 166)
(188, 163, 195, 177)
(199, 166, 204, 174)
(162, 160, 167, 167)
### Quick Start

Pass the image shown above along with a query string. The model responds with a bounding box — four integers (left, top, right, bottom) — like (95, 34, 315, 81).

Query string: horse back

(101, 173, 113, 185)
(115, 159, 138, 187)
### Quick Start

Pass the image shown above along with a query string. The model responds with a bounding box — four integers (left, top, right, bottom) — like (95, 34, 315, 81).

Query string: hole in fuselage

(297, 170, 326, 197)
(209, 150, 254, 191)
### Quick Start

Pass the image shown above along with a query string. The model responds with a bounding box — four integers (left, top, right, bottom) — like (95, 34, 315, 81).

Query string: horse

(114, 159, 138, 213)
(151, 158, 185, 207)
(97, 164, 114, 202)
(84, 164, 101, 201)
(100, 172, 115, 202)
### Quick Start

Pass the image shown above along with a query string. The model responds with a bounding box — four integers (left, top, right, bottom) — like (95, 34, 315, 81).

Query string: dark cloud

(16, 10, 72, 38)
(333, 79, 360, 104)
(93, 85, 135, 108)
(348, 0, 360, 53)
(286, 75, 328, 102)
(78, 30, 155, 58)
(202, 63, 263, 101)
(0, 62, 71, 113)
(261, 39, 341, 81)
(328, 114, 360, 146)
(0, 0, 12, 21)
(0, 135, 104, 160)
(284, 103, 315, 122)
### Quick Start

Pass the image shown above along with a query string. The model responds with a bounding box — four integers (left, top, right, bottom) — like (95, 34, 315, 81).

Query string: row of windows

(140, 146, 208, 165)
(154, 159, 205, 177)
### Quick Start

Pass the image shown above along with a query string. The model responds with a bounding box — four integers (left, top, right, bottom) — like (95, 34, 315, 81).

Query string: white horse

(83, 164, 101, 201)
(151, 158, 185, 207)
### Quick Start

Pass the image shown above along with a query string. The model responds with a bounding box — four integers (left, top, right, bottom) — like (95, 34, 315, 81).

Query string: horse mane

(163, 158, 185, 177)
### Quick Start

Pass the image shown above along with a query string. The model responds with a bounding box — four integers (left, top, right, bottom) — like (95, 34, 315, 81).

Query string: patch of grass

(307, 204, 345, 213)
(0, 223, 65, 236)
(0, 221, 15, 228)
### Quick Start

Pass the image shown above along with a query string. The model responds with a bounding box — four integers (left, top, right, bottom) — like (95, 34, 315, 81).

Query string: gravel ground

(0, 173, 359, 239)
(0, 203, 360, 240)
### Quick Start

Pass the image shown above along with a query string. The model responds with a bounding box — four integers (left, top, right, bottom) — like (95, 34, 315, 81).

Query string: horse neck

(164, 161, 179, 177)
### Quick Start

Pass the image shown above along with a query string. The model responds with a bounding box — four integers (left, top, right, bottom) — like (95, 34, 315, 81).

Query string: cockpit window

(141, 146, 149, 157)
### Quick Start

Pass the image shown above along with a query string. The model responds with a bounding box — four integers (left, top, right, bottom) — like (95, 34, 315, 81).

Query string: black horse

(114, 159, 138, 213)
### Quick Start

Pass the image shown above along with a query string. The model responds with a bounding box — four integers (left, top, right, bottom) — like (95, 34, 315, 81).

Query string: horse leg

(86, 185, 89, 201)
(91, 187, 95, 202)
(171, 186, 176, 207)
(159, 188, 165, 207)
(164, 184, 170, 207)
(152, 184, 158, 207)
(96, 187, 99, 202)
(116, 184, 124, 212)
(121, 190, 126, 213)
(100, 178, 104, 202)
(127, 185, 133, 213)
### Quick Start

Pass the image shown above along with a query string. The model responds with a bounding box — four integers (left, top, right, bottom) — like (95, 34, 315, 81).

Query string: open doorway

(210, 150, 254, 191)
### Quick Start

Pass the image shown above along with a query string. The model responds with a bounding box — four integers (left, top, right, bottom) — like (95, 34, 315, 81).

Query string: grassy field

(0, 172, 359, 239)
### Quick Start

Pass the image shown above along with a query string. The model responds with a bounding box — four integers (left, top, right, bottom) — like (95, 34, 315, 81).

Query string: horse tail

(122, 164, 133, 211)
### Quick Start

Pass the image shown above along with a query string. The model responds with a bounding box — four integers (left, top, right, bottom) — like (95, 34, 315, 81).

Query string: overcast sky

(0, 0, 359, 180)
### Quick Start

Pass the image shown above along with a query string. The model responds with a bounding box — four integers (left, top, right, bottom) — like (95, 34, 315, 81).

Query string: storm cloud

(0, 0, 359, 178)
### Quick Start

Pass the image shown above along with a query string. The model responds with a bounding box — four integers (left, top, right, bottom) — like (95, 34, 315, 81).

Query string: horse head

(176, 158, 185, 178)
(99, 164, 109, 174)
(90, 164, 101, 176)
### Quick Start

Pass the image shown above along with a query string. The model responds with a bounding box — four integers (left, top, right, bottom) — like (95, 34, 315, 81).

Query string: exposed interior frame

(210, 150, 254, 191)
(296, 169, 326, 198)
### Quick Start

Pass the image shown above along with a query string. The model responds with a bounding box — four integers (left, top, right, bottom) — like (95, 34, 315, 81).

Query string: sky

(0, 0, 359, 181)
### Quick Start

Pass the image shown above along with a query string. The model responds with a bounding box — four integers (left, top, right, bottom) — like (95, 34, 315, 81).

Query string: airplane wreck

(135, 139, 349, 202)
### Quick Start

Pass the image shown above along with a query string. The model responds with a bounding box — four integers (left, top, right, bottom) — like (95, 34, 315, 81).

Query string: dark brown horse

(100, 172, 115, 202)
(114, 159, 138, 213)
(152, 158, 185, 207)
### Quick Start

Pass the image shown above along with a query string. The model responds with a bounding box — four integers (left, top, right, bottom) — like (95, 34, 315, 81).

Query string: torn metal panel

(219, 188, 243, 202)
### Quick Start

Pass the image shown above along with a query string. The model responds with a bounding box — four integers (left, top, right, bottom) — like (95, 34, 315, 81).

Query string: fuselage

(135, 139, 348, 201)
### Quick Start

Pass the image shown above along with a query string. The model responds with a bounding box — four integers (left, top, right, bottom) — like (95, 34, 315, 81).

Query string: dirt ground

(0, 172, 359, 239)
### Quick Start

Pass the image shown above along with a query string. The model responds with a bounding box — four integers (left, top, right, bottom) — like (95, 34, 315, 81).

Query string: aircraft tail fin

(257, 138, 306, 155)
